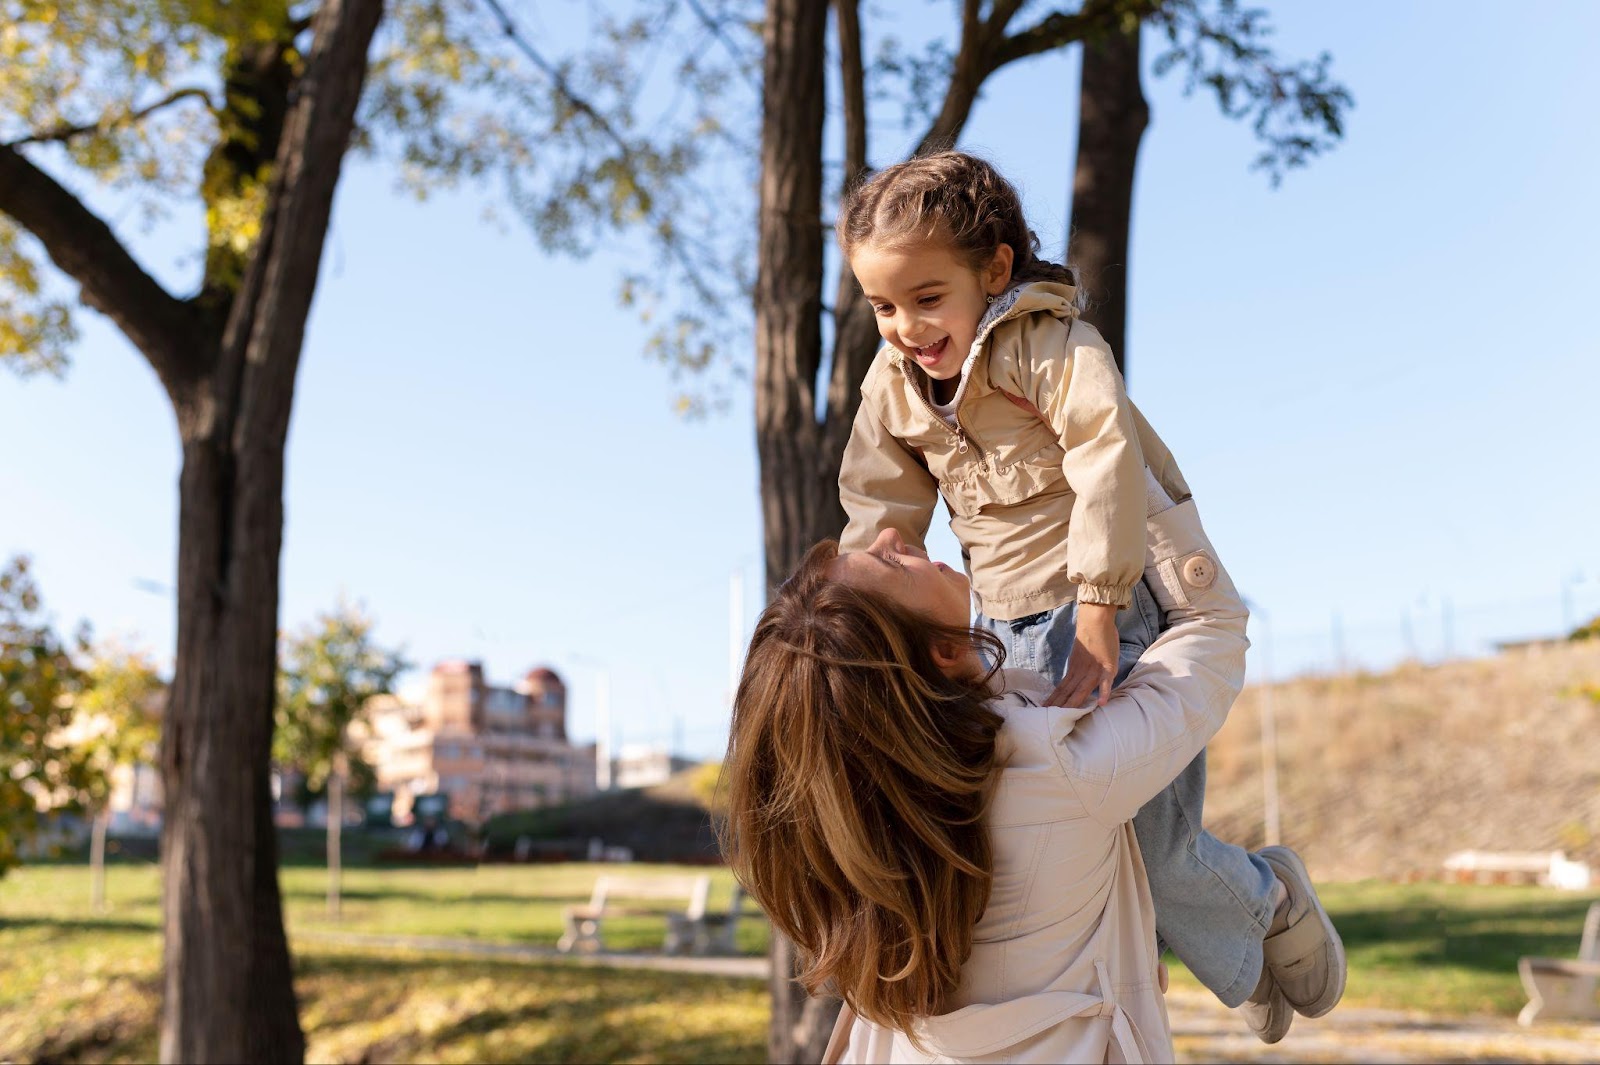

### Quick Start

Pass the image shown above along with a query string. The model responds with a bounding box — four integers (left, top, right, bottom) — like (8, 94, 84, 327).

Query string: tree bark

(1068, 18, 1147, 379)
(154, 2, 384, 1061)
(756, 3, 843, 1061)
(755, 0, 832, 602)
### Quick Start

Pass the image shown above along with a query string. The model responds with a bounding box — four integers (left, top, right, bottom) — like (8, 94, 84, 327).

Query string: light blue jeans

(977, 579, 1277, 1006)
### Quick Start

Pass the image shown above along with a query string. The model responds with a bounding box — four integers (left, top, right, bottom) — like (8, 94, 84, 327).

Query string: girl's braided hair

(837, 150, 1077, 288)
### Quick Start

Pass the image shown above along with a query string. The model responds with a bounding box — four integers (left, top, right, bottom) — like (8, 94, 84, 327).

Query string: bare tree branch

(824, 0, 878, 449)
(986, 0, 1029, 36)
(911, 0, 993, 154)
(476, 0, 721, 308)
(684, 0, 761, 91)
(836, 0, 867, 185)
(5, 87, 216, 149)
(0, 143, 202, 399)
(987, 0, 1162, 74)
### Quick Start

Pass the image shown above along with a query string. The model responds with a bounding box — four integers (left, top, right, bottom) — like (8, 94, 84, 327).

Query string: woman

(721, 474, 1269, 1063)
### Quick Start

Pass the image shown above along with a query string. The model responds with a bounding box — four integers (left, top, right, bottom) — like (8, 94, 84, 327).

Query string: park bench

(691, 884, 756, 956)
(1442, 849, 1591, 889)
(557, 873, 711, 955)
(1517, 901, 1600, 1025)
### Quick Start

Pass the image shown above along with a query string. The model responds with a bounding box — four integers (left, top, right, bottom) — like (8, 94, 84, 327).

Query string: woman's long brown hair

(718, 540, 1007, 1036)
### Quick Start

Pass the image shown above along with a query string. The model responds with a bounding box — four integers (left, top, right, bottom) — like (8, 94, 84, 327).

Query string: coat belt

(910, 959, 1153, 1063)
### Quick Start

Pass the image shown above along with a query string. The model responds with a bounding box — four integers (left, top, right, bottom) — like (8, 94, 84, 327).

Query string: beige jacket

(839, 281, 1190, 619)
(830, 474, 1250, 1064)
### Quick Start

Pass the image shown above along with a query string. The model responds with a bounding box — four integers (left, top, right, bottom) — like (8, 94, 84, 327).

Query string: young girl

(835, 150, 1343, 1043)
(724, 481, 1247, 1062)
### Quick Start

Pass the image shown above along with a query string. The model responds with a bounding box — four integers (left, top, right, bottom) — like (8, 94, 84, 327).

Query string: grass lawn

(1163, 880, 1600, 1018)
(3, 857, 1597, 1062)
(1, 860, 769, 1063)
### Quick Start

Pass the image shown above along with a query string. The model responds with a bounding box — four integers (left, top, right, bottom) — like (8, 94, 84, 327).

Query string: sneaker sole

(1260, 845, 1347, 1018)
(1240, 982, 1294, 1044)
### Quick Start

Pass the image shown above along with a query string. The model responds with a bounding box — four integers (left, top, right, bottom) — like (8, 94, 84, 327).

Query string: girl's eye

(873, 303, 893, 315)
(918, 295, 941, 306)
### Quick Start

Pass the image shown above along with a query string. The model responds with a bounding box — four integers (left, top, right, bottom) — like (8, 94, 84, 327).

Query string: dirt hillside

(1200, 640, 1600, 881)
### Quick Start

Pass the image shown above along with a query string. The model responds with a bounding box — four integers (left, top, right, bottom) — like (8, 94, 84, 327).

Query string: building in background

(360, 660, 597, 824)
(612, 744, 702, 790)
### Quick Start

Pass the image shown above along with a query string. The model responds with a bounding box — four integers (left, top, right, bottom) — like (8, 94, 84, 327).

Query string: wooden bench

(557, 874, 711, 955)
(1518, 901, 1600, 1025)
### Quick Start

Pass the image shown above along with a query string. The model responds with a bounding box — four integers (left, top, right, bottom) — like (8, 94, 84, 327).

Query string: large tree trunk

(161, 426, 304, 1062)
(756, 0, 835, 603)
(1068, 19, 1147, 379)
(755, 1, 842, 1061)
(156, 2, 384, 1060)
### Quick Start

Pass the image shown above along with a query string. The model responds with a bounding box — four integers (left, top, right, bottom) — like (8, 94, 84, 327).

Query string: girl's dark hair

(838, 150, 1077, 288)
(718, 540, 1007, 1039)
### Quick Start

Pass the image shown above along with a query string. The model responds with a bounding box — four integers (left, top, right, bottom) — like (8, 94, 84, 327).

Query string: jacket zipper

(900, 360, 989, 471)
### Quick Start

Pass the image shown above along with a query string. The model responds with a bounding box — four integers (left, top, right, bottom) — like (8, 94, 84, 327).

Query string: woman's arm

(1049, 473, 1251, 825)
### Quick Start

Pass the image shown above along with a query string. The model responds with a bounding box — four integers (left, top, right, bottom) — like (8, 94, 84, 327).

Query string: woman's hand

(1047, 603, 1120, 707)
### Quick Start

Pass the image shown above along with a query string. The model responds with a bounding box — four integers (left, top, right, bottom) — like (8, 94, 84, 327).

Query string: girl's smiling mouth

(913, 337, 949, 365)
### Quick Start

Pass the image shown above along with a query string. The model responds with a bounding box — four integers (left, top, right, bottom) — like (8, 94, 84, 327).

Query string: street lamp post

(570, 654, 614, 792)
(1245, 599, 1281, 848)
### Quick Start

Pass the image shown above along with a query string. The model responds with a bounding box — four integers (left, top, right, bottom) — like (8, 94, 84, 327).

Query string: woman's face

(828, 528, 972, 631)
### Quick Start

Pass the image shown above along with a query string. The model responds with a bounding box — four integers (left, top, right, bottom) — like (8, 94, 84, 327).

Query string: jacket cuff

(1076, 581, 1134, 608)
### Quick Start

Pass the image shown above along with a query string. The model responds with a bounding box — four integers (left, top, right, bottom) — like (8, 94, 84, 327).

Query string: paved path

(1166, 987, 1600, 1064)
(295, 933, 1599, 1062)
(293, 930, 768, 979)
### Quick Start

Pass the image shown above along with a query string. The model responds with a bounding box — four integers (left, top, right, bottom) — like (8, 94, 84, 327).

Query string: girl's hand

(1047, 603, 1120, 708)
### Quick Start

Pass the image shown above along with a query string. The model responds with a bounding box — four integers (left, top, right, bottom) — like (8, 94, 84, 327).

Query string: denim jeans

(977, 580, 1278, 1006)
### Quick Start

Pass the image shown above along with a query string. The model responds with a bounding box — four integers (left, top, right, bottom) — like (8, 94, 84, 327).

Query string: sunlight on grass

(1163, 880, 1600, 1017)
(6, 863, 1598, 1062)
(0, 861, 768, 1063)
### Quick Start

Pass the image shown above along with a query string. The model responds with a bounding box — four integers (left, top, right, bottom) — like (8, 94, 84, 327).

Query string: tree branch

(5, 88, 215, 149)
(0, 144, 202, 399)
(825, 0, 877, 449)
(835, 0, 867, 186)
(987, 0, 1162, 75)
(219, 0, 383, 451)
(911, 0, 991, 154)
(684, 0, 760, 92)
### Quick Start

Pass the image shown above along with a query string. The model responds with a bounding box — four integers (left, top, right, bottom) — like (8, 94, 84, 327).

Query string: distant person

(833, 150, 1342, 1043)
(721, 485, 1341, 1062)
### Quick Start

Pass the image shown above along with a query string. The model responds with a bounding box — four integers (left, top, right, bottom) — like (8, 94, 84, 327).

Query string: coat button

(1182, 553, 1216, 589)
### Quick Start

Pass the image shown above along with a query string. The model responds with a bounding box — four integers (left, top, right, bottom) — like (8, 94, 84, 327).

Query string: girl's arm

(1048, 476, 1251, 826)
(838, 396, 938, 552)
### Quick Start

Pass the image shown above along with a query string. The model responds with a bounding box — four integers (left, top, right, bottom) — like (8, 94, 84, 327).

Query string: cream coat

(830, 473, 1249, 1065)
(839, 281, 1190, 619)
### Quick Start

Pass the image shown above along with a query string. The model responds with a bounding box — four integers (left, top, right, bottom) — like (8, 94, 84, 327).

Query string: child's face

(851, 239, 1013, 383)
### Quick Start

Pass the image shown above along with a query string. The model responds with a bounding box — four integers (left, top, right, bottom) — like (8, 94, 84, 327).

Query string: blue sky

(4, 1, 1597, 760)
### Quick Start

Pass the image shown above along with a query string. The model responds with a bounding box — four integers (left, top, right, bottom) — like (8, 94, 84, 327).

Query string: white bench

(1518, 901, 1600, 1025)
(557, 874, 711, 955)
(691, 884, 756, 956)
(1443, 850, 1591, 888)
